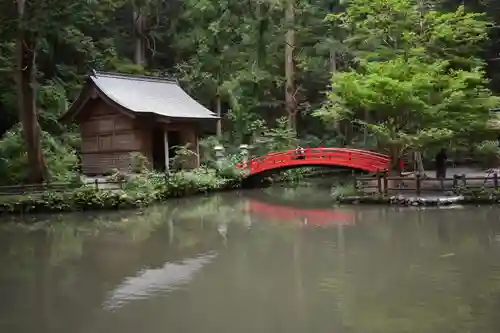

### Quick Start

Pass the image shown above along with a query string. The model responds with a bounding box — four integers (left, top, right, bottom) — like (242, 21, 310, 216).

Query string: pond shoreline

(337, 194, 500, 206)
(0, 185, 238, 216)
(0, 171, 312, 216)
(3, 175, 499, 216)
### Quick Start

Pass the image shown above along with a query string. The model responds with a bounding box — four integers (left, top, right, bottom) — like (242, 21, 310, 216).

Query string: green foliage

(1, 0, 500, 189)
(174, 0, 339, 142)
(121, 171, 165, 198)
(199, 136, 221, 164)
(170, 143, 199, 170)
(166, 168, 236, 196)
(317, 57, 499, 156)
(330, 183, 358, 201)
(316, 0, 500, 162)
(329, 0, 490, 68)
(0, 125, 78, 185)
(476, 140, 500, 168)
(0, 166, 242, 215)
(273, 168, 316, 183)
(214, 157, 246, 179)
(252, 117, 298, 156)
(299, 134, 344, 148)
(0, 186, 156, 214)
(121, 165, 242, 201)
(129, 152, 150, 173)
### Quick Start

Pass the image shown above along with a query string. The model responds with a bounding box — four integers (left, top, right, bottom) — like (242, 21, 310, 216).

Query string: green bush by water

(331, 183, 358, 201)
(0, 125, 79, 185)
(0, 167, 241, 215)
(476, 140, 500, 168)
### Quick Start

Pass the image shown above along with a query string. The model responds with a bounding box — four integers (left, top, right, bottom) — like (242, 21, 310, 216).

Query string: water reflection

(245, 199, 354, 227)
(103, 251, 218, 310)
(1, 187, 500, 333)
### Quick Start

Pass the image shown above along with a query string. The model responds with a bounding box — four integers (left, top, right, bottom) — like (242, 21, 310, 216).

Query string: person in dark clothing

(295, 146, 305, 160)
(435, 148, 447, 187)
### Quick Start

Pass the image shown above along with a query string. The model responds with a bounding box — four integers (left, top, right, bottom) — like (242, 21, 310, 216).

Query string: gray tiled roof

(91, 72, 218, 119)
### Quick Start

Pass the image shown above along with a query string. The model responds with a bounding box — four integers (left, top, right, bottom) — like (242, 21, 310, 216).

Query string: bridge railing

(356, 172, 500, 196)
(336, 148, 389, 160)
(244, 148, 389, 164)
(237, 147, 391, 174)
(242, 148, 390, 166)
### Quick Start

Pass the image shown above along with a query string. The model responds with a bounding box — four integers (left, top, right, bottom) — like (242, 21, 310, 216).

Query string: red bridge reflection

(245, 199, 355, 227)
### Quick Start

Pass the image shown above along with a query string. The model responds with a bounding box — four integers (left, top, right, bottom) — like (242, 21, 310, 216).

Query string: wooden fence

(0, 179, 125, 196)
(356, 172, 499, 196)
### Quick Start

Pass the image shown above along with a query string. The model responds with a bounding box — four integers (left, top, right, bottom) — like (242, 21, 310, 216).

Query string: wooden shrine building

(60, 71, 218, 175)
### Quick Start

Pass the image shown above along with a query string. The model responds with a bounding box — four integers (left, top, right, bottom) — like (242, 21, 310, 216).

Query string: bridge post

(377, 172, 382, 194)
(383, 169, 389, 195)
(239, 144, 249, 164)
(415, 173, 421, 196)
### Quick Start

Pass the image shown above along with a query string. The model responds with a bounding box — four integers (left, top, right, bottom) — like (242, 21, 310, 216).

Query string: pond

(1, 182, 500, 333)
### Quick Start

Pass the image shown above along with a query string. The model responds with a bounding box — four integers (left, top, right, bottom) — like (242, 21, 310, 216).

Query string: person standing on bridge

(295, 145, 305, 160)
(435, 148, 448, 188)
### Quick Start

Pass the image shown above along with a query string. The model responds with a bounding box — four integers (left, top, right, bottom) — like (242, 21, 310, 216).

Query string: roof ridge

(92, 70, 178, 84)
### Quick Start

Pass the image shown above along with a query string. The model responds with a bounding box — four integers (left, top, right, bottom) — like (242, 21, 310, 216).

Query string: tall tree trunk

(330, 48, 341, 135)
(133, 3, 146, 66)
(363, 109, 369, 144)
(256, 3, 268, 67)
(285, 0, 296, 133)
(214, 33, 222, 138)
(16, 0, 47, 183)
(215, 91, 222, 138)
(329, 49, 336, 73)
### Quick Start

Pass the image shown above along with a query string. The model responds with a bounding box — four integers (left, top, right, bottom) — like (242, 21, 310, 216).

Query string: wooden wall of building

(79, 99, 143, 175)
(77, 98, 202, 175)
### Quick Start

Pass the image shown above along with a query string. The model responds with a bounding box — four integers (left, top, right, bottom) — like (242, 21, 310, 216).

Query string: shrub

(0, 125, 79, 185)
(0, 135, 247, 216)
(476, 140, 500, 168)
(273, 168, 315, 183)
(129, 152, 150, 173)
(212, 153, 246, 180)
(122, 167, 240, 199)
(199, 136, 221, 164)
(251, 117, 298, 156)
(165, 168, 238, 197)
(170, 143, 199, 170)
(0, 165, 242, 215)
(0, 187, 156, 214)
(331, 184, 358, 201)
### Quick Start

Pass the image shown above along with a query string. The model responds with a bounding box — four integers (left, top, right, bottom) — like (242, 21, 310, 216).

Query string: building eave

(59, 80, 136, 123)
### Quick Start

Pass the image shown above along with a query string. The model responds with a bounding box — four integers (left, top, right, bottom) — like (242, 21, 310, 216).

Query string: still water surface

(1, 184, 500, 333)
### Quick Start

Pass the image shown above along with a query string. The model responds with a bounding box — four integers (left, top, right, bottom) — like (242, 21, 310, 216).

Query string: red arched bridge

(237, 147, 390, 177)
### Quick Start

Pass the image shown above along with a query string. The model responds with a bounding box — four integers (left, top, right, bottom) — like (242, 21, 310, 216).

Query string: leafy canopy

(315, 0, 500, 157)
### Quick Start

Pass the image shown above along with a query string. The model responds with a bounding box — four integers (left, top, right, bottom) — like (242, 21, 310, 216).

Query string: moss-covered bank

(0, 169, 241, 215)
(335, 194, 500, 206)
(329, 182, 500, 206)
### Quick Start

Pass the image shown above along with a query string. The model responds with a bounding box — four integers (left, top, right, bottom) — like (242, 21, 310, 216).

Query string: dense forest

(1, 0, 500, 184)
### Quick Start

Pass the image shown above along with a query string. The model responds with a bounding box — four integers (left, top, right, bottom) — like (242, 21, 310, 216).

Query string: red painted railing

(237, 147, 390, 176)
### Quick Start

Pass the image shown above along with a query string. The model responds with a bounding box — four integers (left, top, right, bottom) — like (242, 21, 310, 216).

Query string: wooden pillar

(164, 130, 169, 173)
(194, 134, 200, 167)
